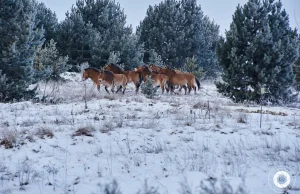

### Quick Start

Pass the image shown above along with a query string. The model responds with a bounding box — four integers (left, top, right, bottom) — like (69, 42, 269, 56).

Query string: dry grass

(35, 127, 54, 139)
(72, 126, 94, 137)
(237, 113, 248, 124)
(0, 129, 18, 149)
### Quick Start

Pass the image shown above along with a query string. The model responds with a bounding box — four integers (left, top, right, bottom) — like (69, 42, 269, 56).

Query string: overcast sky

(39, 0, 300, 35)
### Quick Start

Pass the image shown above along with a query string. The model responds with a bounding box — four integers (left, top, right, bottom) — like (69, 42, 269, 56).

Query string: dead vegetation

(35, 127, 54, 139)
(72, 126, 94, 137)
(236, 109, 288, 116)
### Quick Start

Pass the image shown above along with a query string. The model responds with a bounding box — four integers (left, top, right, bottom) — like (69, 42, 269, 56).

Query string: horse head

(82, 70, 88, 81)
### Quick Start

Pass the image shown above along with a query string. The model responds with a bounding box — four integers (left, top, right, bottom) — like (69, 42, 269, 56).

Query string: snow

(0, 72, 299, 194)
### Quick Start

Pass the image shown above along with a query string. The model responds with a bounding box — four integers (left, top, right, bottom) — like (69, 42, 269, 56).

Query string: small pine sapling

(141, 77, 158, 99)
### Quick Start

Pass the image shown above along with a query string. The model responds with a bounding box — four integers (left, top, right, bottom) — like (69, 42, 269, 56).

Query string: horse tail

(195, 77, 201, 90)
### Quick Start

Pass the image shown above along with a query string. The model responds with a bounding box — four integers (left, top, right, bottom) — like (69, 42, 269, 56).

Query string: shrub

(141, 77, 158, 99)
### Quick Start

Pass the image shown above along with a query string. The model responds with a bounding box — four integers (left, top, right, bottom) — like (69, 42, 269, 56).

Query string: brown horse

(82, 67, 103, 91)
(158, 68, 200, 94)
(104, 63, 142, 93)
(82, 67, 127, 94)
(99, 72, 127, 94)
(149, 64, 186, 92)
(149, 64, 181, 73)
(135, 65, 170, 94)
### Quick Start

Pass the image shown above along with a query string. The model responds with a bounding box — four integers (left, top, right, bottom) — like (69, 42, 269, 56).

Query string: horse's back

(104, 65, 123, 74)
(101, 70, 114, 83)
(114, 74, 127, 82)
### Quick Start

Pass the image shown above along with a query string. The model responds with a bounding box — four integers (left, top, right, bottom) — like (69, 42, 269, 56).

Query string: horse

(149, 64, 186, 92)
(135, 65, 170, 94)
(149, 64, 181, 73)
(82, 67, 127, 94)
(104, 63, 142, 93)
(158, 68, 200, 94)
(99, 71, 127, 94)
(82, 67, 102, 91)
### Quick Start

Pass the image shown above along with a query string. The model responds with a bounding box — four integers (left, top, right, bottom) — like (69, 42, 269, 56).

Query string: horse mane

(108, 63, 123, 71)
(84, 67, 100, 72)
(103, 70, 114, 75)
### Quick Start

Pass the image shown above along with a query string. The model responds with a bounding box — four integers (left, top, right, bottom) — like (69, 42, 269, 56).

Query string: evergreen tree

(183, 56, 205, 78)
(120, 34, 144, 70)
(0, 0, 44, 102)
(36, 2, 58, 43)
(56, 7, 94, 71)
(148, 49, 163, 67)
(138, 0, 220, 77)
(294, 37, 300, 90)
(34, 39, 70, 81)
(75, 0, 134, 67)
(141, 77, 158, 99)
(107, 51, 121, 64)
(57, 0, 142, 70)
(216, 0, 299, 103)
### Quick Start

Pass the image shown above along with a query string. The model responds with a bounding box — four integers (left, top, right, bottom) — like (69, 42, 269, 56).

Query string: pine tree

(295, 58, 300, 90)
(107, 51, 121, 64)
(0, 0, 44, 102)
(56, 7, 94, 71)
(36, 2, 58, 44)
(294, 38, 300, 90)
(75, 0, 134, 67)
(141, 77, 158, 99)
(34, 39, 70, 81)
(138, 0, 220, 77)
(216, 0, 299, 103)
(57, 0, 142, 70)
(148, 49, 163, 67)
(183, 56, 205, 78)
(120, 34, 144, 70)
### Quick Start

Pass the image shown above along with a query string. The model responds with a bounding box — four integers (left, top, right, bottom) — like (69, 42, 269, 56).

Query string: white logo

(268, 166, 296, 193)
(273, 171, 291, 188)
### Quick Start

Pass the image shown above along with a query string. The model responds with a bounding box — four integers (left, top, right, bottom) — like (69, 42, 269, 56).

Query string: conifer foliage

(294, 39, 300, 90)
(141, 77, 158, 99)
(56, 0, 144, 70)
(0, 0, 44, 102)
(216, 0, 299, 103)
(138, 0, 220, 77)
(36, 2, 58, 44)
(34, 40, 70, 81)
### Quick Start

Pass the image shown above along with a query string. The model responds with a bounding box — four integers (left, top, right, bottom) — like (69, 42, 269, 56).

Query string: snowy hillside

(0, 72, 299, 194)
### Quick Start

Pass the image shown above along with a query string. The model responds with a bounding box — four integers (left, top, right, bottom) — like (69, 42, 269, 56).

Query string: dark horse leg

(122, 87, 126, 94)
(115, 85, 122, 93)
(96, 82, 100, 92)
(135, 82, 140, 94)
(188, 85, 192, 94)
(182, 85, 187, 95)
(105, 86, 110, 94)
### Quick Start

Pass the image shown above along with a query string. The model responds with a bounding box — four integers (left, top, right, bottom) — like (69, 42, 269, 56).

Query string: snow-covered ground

(0, 72, 299, 194)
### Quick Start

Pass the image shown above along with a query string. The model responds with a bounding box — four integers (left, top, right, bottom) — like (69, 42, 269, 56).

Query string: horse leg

(135, 82, 140, 94)
(97, 82, 101, 92)
(122, 85, 126, 94)
(188, 85, 192, 94)
(111, 86, 115, 93)
(182, 85, 187, 95)
(116, 85, 122, 93)
(105, 86, 110, 94)
(161, 83, 164, 94)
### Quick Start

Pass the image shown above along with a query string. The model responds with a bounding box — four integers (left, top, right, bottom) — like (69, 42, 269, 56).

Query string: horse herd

(82, 64, 201, 95)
